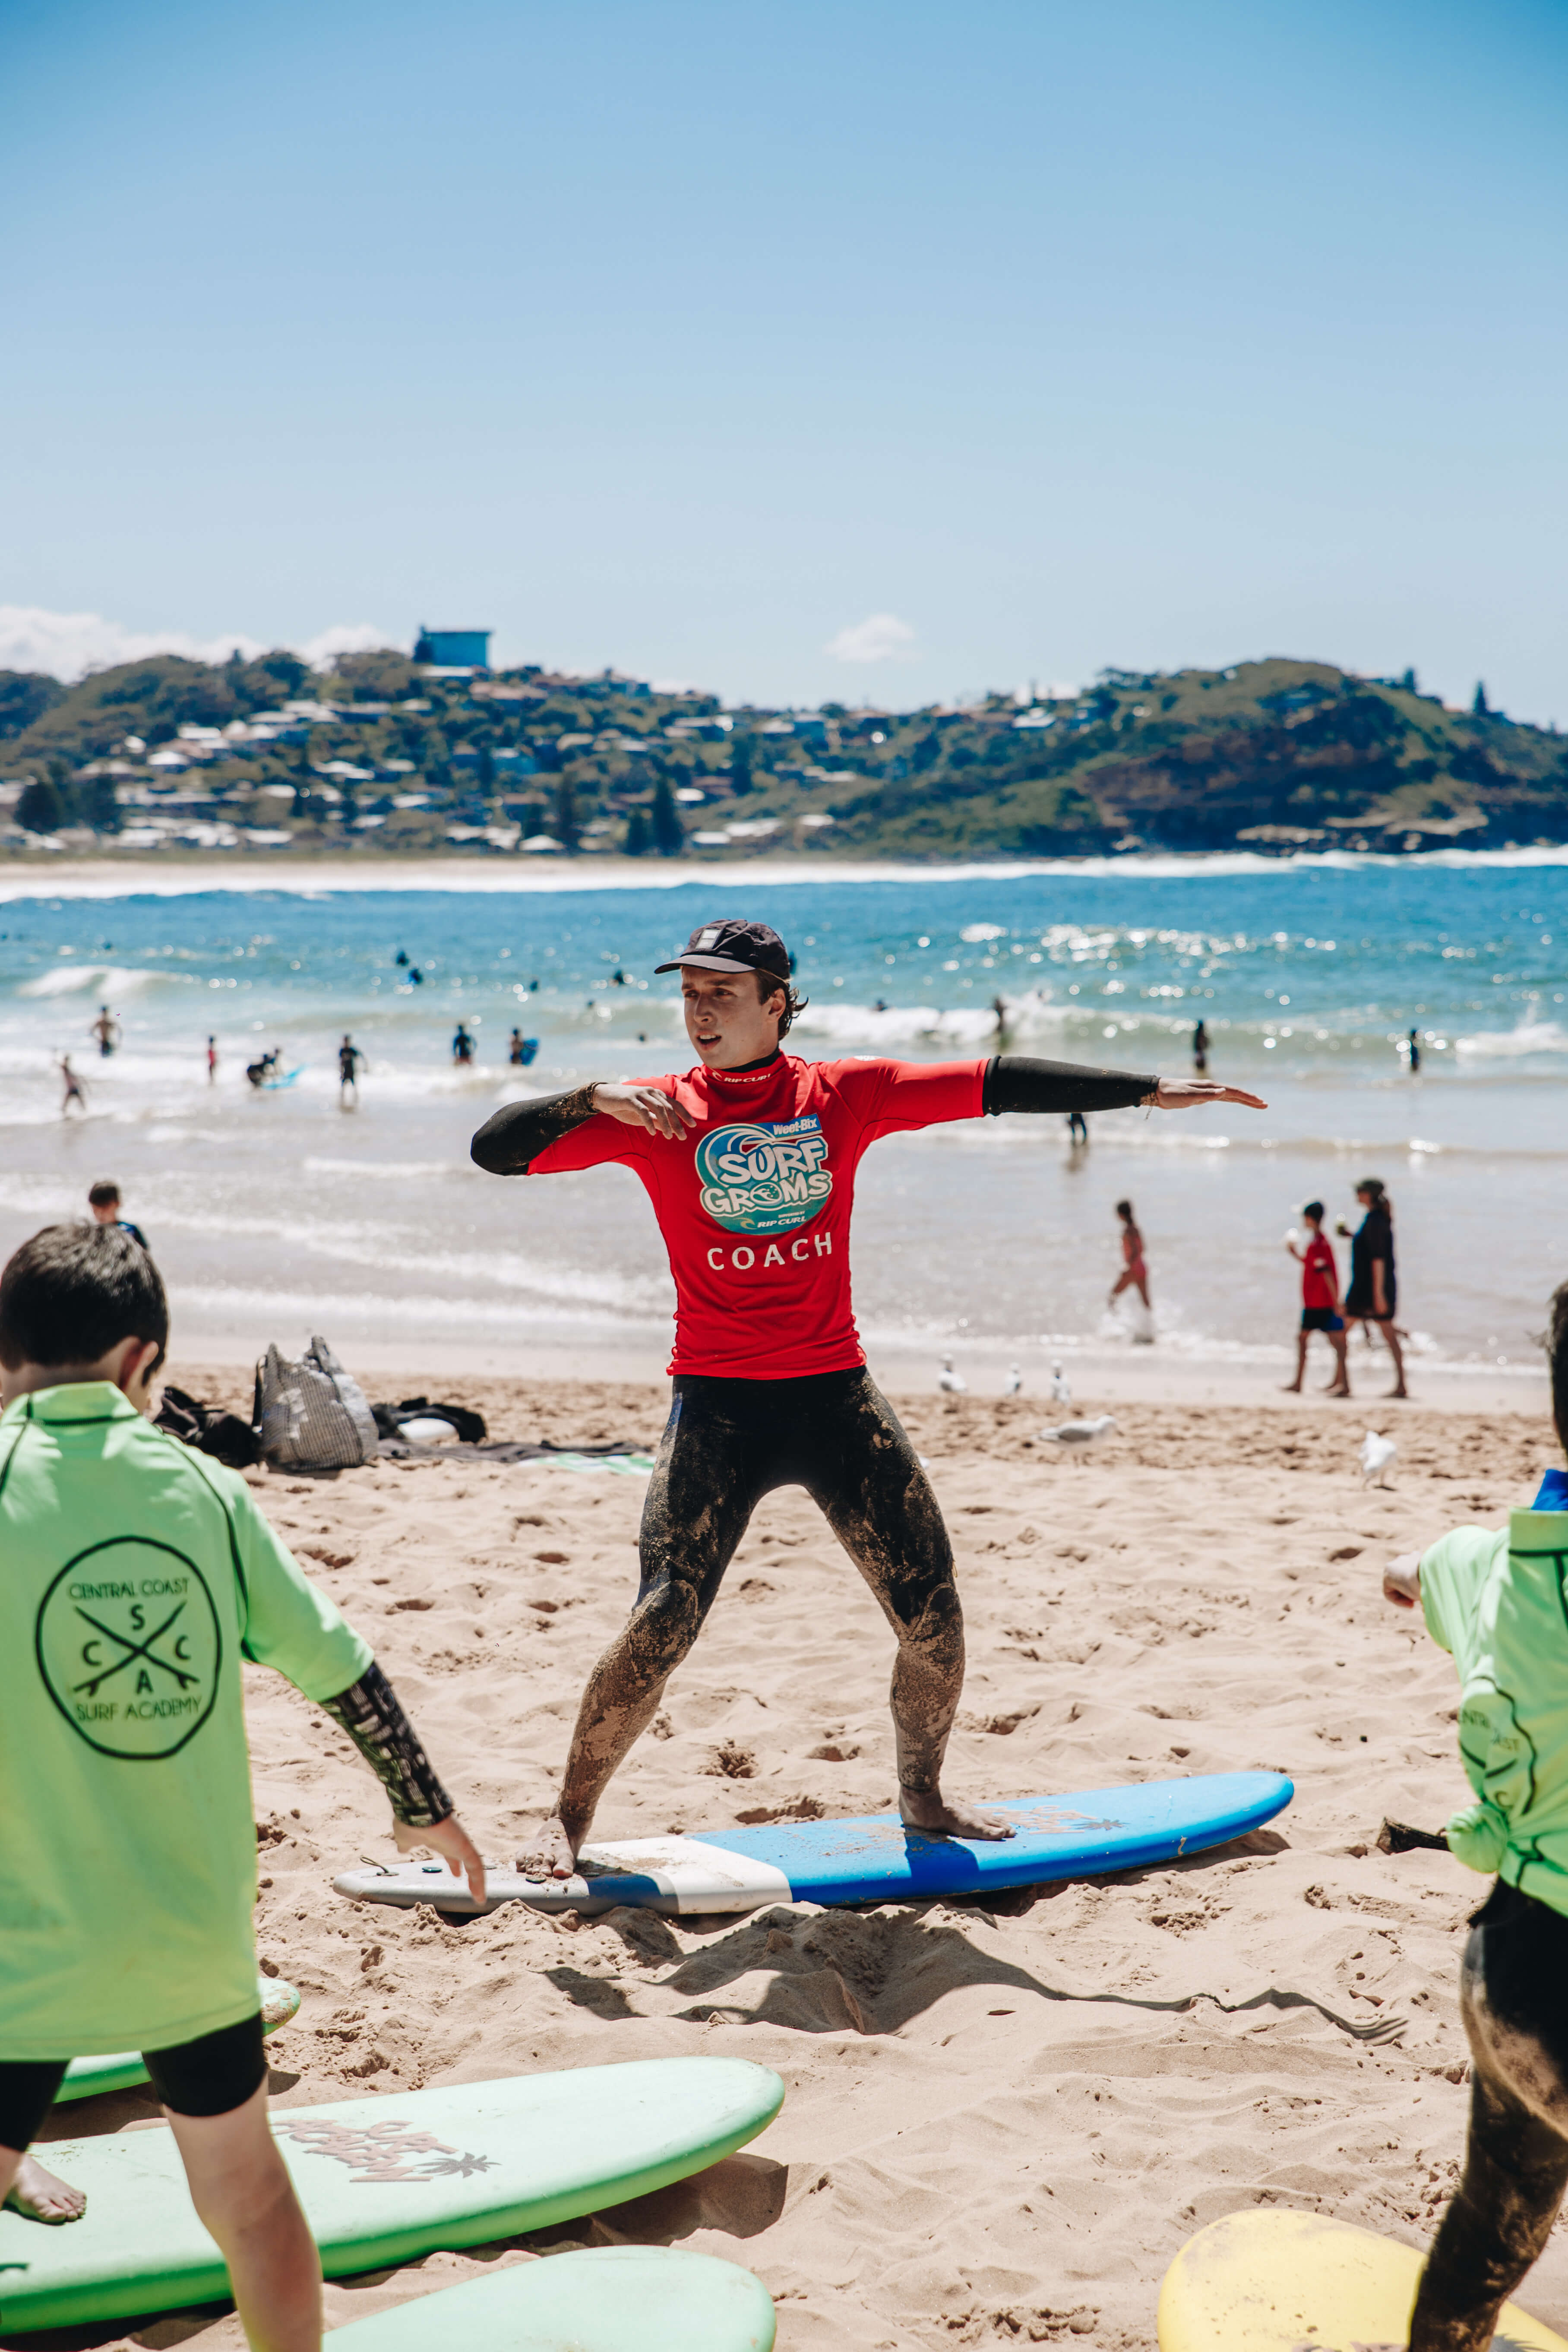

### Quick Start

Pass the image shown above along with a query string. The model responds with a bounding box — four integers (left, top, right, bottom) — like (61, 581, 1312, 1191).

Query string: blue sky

(4, 0, 1566, 717)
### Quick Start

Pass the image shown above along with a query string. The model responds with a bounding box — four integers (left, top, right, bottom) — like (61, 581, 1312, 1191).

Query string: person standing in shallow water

(1109, 1198, 1150, 1316)
(1342, 1176, 1407, 1398)
(470, 915, 1265, 1881)
(1192, 1017, 1209, 1074)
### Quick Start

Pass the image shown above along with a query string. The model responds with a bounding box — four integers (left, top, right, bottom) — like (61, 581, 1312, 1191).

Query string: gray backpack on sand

(254, 1336, 379, 1471)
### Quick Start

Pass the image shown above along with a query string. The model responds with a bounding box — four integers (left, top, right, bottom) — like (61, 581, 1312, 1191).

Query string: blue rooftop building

(414, 627, 491, 670)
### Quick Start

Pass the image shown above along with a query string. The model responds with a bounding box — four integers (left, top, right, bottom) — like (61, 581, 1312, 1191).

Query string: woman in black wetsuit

(1342, 1176, 1407, 1399)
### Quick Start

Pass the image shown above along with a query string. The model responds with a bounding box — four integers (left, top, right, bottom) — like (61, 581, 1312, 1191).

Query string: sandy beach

(22, 1367, 1565, 2351)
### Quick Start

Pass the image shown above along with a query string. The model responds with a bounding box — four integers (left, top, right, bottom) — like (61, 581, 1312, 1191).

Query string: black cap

(655, 918, 791, 982)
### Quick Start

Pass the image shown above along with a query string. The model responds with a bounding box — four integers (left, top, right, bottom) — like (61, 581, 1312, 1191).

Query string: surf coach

(471, 917, 1265, 1881)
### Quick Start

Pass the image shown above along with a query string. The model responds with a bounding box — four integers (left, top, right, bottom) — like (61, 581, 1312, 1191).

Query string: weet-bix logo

(695, 926, 722, 948)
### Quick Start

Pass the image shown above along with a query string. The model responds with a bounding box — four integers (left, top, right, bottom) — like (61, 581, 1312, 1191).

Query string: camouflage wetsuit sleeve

(982, 1056, 1158, 1116)
(469, 1084, 603, 1174)
(321, 1660, 454, 1828)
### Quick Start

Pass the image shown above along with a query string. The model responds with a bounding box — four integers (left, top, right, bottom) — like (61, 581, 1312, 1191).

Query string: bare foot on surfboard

(900, 1788, 1015, 1841)
(516, 1814, 579, 1880)
(5, 2154, 87, 2224)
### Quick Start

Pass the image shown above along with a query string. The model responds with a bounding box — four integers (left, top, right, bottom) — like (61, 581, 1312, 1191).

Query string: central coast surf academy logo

(35, 1536, 222, 1760)
(695, 1114, 833, 1236)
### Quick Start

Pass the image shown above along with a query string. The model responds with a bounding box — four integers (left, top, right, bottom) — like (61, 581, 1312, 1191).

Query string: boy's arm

(320, 1663, 485, 1898)
(221, 1474, 485, 1900)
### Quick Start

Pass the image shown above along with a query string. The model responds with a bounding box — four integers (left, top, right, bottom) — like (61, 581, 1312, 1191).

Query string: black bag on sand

(256, 1337, 379, 1471)
(154, 1385, 262, 1470)
(370, 1396, 488, 1445)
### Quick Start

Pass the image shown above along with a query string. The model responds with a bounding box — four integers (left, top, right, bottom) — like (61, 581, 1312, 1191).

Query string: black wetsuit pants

(635, 1368, 961, 1776)
(1412, 1881, 1568, 2350)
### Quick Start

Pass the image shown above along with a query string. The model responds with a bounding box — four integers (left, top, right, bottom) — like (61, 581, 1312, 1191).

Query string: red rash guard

(527, 1053, 985, 1378)
(1301, 1230, 1339, 1312)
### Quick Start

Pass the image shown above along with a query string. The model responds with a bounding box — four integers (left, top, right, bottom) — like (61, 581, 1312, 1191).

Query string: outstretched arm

(983, 1056, 1267, 1116)
(322, 1660, 485, 1900)
(470, 1083, 602, 1173)
(471, 1081, 693, 1173)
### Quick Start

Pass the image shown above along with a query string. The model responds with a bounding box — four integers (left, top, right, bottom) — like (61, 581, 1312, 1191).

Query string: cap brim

(654, 953, 771, 975)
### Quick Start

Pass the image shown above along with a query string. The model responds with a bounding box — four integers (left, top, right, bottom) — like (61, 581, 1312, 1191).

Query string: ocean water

(0, 854, 1563, 1381)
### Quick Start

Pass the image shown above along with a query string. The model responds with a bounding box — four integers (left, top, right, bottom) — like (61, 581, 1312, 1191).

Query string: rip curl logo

(695, 1114, 833, 1235)
(35, 1538, 222, 1761)
(278, 2116, 499, 2183)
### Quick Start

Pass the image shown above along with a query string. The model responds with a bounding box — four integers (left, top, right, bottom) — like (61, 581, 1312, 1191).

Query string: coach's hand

(592, 1081, 696, 1140)
(1151, 1078, 1268, 1110)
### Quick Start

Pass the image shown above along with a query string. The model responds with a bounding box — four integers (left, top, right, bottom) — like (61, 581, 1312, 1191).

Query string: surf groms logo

(695, 1115, 833, 1236)
(35, 1536, 222, 1760)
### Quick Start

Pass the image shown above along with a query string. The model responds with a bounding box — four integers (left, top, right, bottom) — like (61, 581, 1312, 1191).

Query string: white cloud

(824, 611, 917, 664)
(0, 605, 396, 681)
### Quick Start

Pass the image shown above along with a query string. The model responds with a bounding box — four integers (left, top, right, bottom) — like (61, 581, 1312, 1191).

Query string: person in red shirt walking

(471, 917, 1266, 1880)
(1283, 1199, 1350, 1397)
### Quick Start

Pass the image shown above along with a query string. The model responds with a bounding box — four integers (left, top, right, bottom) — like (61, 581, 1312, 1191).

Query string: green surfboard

(326, 2247, 777, 2350)
(57, 1978, 301, 2105)
(0, 2059, 784, 2333)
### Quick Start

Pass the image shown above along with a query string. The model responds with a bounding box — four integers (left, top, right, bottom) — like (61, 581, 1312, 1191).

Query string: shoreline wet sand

(24, 1377, 1567, 2349)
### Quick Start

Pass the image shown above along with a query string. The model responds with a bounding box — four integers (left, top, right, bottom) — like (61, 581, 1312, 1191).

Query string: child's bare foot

(900, 1788, 1015, 1842)
(1387, 1386, 1410, 1400)
(1280, 1382, 1302, 1394)
(5, 2154, 87, 2224)
(515, 1814, 579, 1881)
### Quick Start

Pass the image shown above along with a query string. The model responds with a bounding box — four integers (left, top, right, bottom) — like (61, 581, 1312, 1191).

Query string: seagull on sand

(1360, 1429, 1398, 1489)
(1037, 1413, 1116, 1463)
(1049, 1362, 1072, 1405)
(938, 1358, 967, 1394)
(1004, 1364, 1023, 1395)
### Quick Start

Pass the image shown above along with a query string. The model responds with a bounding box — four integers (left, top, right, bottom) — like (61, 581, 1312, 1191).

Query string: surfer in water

(89, 1004, 120, 1058)
(471, 915, 1265, 1882)
(338, 1033, 366, 1107)
(452, 1021, 475, 1066)
(0, 1222, 482, 2325)
(1380, 1280, 1568, 2351)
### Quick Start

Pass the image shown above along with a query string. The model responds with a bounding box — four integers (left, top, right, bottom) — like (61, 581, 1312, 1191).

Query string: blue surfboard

(335, 1771, 1293, 1918)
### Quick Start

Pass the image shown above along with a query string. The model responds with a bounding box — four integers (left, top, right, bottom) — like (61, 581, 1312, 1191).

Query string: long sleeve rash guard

(471, 1051, 1157, 1379)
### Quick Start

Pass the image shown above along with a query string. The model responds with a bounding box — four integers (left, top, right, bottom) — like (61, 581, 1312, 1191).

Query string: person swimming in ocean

(469, 913, 1264, 1884)
(452, 1022, 475, 1066)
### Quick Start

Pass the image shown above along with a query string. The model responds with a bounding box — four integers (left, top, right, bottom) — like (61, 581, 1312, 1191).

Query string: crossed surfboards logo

(34, 1537, 223, 1761)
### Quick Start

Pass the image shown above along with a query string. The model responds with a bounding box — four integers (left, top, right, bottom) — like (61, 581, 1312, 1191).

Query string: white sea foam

(1455, 1020, 1568, 1059)
(18, 963, 162, 998)
(3, 840, 1567, 904)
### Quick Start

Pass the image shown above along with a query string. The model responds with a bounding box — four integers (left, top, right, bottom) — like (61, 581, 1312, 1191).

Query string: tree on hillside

(0, 672, 66, 739)
(16, 777, 65, 834)
(84, 773, 120, 833)
(1473, 681, 1490, 717)
(729, 735, 754, 795)
(555, 774, 581, 852)
(651, 773, 684, 857)
(624, 805, 650, 855)
(1400, 668, 1418, 692)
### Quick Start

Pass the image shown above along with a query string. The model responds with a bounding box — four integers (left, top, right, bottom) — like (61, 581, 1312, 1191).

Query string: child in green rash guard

(1380, 1277, 1568, 2352)
(0, 1224, 483, 2352)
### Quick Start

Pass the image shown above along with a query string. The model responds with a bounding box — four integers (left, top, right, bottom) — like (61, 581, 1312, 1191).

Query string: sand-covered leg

(813, 1373, 1013, 1843)
(518, 1383, 758, 1878)
(1412, 1893, 1568, 2349)
(1411, 2066, 1568, 2349)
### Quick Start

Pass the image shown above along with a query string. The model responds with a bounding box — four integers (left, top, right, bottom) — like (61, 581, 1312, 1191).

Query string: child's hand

(1383, 1552, 1422, 1609)
(395, 1814, 487, 1907)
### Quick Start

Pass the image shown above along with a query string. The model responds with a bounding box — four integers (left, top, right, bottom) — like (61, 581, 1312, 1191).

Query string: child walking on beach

(0, 1224, 482, 2349)
(1283, 1201, 1349, 1396)
(1379, 1278, 1568, 2349)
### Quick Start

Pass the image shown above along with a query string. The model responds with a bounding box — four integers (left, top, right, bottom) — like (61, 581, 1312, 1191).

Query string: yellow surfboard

(1158, 2208, 1568, 2352)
